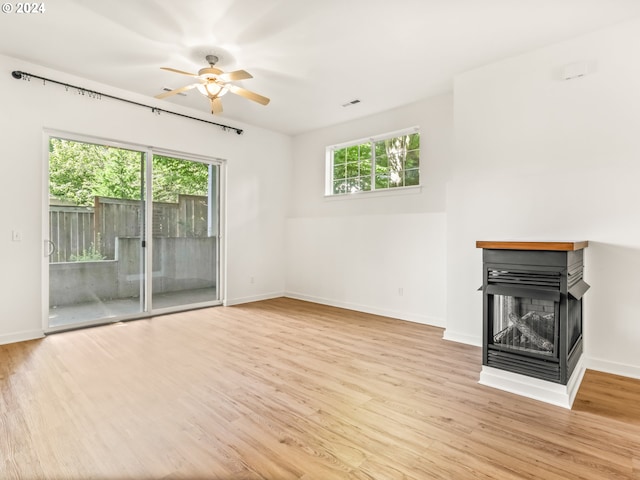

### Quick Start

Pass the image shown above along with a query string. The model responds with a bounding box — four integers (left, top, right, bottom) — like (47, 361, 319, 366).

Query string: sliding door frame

(42, 129, 226, 333)
(149, 147, 226, 317)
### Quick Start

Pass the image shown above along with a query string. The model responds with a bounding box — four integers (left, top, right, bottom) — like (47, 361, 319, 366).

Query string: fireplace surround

(476, 241, 590, 407)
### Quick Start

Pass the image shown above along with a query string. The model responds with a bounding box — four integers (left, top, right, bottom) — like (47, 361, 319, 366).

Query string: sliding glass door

(45, 134, 222, 330)
(47, 137, 147, 328)
(150, 154, 220, 310)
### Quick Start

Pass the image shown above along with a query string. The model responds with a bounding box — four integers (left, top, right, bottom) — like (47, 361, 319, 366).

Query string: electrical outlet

(398, 287, 404, 297)
(250, 276, 255, 284)
(12, 230, 22, 242)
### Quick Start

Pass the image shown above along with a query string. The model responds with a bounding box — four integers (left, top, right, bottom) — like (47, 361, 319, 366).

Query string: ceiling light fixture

(196, 82, 229, 98)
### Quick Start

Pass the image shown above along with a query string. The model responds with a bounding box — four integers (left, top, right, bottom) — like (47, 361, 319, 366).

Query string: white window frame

(325, 126, 420, 197)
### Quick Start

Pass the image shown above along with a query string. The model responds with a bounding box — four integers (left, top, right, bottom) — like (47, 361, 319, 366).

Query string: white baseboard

(224, 291, 285, 307)
(585, 356, 640, 380)
(442, 329, 482, 347)
(0, 329, 45, 346)
(478, 355, 586, 409)
(284, 292, 446, 328)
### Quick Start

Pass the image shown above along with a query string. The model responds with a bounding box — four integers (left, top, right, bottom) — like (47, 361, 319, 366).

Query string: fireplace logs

(506, 312, 554, 352)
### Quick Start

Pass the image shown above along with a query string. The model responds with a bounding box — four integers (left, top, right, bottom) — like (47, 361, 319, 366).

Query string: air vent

(163, 87, 187, 97)
(341, 99, 361, 107)
(488, 269, 561, 289)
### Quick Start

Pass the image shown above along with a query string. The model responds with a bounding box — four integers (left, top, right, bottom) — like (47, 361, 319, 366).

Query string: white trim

(328, 125, 420, 150)
(151, 146, 227, 167)
(324, 185, 422, 201)
(224, 292, 285, 306)
(218, 161, 228, 306)
(0, 330, 44, 346)
(442, 329, 482, 347)
(144, 148, 153, 313)
(41, 131, 52, 331)
(285, 292, 446, 328)
(45, 128, 149, 154)
(586, 356, 640, 380)
(478, 355, 586, 409)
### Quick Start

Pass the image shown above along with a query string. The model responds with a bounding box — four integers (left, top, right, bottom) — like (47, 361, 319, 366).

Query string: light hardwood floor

(1, 297, 639, 479)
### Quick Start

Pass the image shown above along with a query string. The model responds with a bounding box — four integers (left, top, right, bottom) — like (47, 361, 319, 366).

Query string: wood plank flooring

(1, 297, 639, 479)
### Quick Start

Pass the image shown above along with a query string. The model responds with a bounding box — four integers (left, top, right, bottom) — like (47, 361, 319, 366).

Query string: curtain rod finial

(11, 71, 22, 79)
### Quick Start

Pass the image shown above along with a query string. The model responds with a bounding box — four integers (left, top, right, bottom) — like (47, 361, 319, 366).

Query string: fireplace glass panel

(491, 294, 557, 356)
(567, 296, 582, 352)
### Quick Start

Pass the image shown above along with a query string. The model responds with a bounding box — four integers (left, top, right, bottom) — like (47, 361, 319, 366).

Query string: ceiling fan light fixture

(197, 82, 228, 98)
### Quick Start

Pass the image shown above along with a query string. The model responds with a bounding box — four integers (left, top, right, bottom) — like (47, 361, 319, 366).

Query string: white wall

(446, 18, 640, 377)
(286, 94, 452, 326)
(0, 54, 291, 344)
(6, 15, 639, 382)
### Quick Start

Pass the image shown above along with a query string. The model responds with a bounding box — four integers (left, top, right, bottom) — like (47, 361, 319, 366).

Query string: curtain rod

(11, 70, 244, 135)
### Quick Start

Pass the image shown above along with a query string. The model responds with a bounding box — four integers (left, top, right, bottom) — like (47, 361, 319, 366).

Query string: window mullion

(371, 140, 376, 191)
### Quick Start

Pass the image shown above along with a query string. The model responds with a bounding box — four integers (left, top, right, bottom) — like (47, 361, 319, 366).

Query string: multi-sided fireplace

(476, 241, 590, 407)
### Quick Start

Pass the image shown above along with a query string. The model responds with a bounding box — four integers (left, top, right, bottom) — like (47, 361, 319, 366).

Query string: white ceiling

(1, 0, 639, 135)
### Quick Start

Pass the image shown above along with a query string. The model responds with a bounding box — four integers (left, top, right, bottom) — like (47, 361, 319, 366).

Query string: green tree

(93, 148, 143, 201)
(48, 139, 209, 205)
(152, 155, 208, 202)
(49, 139, 103, 205)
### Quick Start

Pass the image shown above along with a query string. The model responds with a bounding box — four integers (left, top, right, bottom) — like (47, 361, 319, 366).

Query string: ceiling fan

(155, 55, 270, 114)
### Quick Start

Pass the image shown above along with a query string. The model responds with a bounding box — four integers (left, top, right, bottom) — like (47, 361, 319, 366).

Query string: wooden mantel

(475, 240, 588, 251)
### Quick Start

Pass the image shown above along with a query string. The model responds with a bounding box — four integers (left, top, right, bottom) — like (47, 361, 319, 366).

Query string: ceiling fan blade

(155, 83, 198, 99)
(210, 97, 223, 114)
(218, 70, 253, 82)
(160, 67, 199, 78)
(227, 84, 270, 105)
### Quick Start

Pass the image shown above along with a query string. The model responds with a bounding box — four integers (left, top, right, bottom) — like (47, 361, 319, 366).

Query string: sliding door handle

(44, 240, 56, 257)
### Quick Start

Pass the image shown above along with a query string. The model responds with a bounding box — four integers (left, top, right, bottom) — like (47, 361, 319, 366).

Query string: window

(327, 127, 420, 195)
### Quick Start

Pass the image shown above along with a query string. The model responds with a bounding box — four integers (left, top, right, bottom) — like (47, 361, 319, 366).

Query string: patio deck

(48, 287, 218, 328)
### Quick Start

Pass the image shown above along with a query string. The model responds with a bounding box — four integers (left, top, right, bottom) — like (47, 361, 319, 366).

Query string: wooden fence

(49, 195, 209, 262)
(49, 205, 95, 263)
